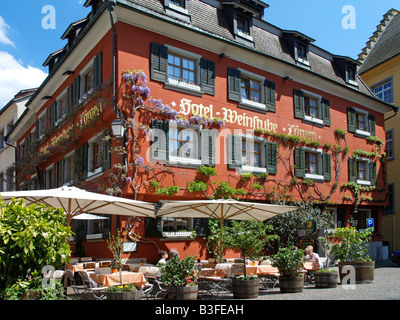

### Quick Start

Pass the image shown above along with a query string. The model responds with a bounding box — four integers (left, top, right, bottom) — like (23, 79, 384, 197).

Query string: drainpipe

(107, 0, 117, 115)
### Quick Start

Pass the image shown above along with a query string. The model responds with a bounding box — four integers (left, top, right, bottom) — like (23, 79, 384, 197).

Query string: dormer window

(346, 64, 358, 86)
(295, 41, 309, 66)
(165, 0, 189, 15)
(235, 13, 253, 41)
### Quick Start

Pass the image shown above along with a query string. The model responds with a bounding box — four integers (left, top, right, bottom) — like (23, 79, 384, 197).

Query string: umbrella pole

(64, 213, 71, 291)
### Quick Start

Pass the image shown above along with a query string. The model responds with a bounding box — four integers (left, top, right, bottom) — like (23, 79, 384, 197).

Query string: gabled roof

(358, 8, 400, 74)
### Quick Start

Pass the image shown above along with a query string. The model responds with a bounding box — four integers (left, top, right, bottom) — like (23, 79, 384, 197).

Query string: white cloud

(0, 16, 15, 47)
(0, 51, 47, 107)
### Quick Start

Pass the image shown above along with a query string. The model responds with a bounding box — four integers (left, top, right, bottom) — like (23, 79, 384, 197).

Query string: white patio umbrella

(156, 199, 298, 228)
(0, 186, 156, 235)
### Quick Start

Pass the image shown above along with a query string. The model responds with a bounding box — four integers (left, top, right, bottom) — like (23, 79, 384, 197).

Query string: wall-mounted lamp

(283, 76, 292, 81)
(62, 70, 74, 76)
(41, 96, 52, 100)
(219, 53, 229, 58)
(111, 117, 125, 139)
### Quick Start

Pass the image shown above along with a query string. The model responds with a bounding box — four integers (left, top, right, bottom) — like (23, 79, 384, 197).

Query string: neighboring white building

(0, 89, 36, 191)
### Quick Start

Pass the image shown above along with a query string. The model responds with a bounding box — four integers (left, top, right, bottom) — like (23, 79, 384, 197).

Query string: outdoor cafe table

(245, 265, 279, 276)
(89, 271, 147, 289)
(66, 262, 99, 272)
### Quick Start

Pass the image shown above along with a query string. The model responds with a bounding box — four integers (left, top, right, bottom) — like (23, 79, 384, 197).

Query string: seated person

(158, 250, 168, 265)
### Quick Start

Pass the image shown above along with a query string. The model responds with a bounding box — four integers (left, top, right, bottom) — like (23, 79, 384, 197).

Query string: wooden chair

(99, 261, 111, 268)
(65, 270, 88, 299)
(83, 262, 96, 271)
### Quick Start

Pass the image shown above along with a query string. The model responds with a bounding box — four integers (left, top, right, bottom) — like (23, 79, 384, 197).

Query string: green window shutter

(93, 52, 103, 88)
(73, 76, 81, 109)
(145, 217, 162, 237)
(264, 79, 276, 112)
(370, 161, 377, 186)
(294, 147, 305, 178)
(78, 143, 88, 180)
(227, 67, 241, 102)
(102, 139, 111, 170)
(151, 119, 169, 162)
(265, 141, 277, 174)
(347, 108, 356, 133)
(228, 134, 242, 168)
(150, 42, 168, 82)
(201, 129, 217, 166)
(67, 85, 73, 113)
(321, 98, 331, 127)
(193, 218, 209, 237)
(348, 158, 357, 182)
(293, 89, 304, 119)
(200, 58, 215, 96)
(323, 153, 331, 181)
(368, 114, 376, 136)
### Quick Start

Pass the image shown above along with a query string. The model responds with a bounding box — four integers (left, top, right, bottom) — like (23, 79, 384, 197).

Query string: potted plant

(271, 247, 305, 293)
(158, 255, 199, 300)
(314, 235, 338, 288)
(106, 229, 127, 284)
(330, 224, 374, 284)
(106, 284, 142, 300)
(226, 220, 278, 299)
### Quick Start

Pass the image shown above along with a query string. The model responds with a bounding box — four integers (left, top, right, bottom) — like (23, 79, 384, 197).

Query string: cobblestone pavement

(200, 260, 400, 301)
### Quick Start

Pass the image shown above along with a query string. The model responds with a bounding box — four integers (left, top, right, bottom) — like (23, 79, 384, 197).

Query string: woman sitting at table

(304, 246, 322, 281)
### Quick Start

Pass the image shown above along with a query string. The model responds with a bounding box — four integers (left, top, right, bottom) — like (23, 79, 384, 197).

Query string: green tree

(226, 220, 278, 277)
(0, 199, 72, 289)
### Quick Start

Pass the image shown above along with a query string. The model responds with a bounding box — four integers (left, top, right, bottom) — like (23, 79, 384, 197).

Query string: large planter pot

(106, 290, 142, 300)
(231, 278, 260, 299)
(314, 271, 338, 288)
(279, 276, 304, 293)
(167, 285, 198, 300)
(338, 261, 375, 284)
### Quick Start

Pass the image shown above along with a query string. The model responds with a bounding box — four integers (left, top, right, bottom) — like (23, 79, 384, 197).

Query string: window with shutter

(294, 89, 329, 126)
(295, 147, 330, 181)
(151, 43, 215, 95)
(347, 107, 373, 138)
(349, 157, 375, 186)
(228, 68, 276, 113)
(228, 134, 275, 174)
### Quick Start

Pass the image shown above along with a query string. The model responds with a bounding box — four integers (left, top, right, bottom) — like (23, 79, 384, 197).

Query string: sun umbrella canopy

(0, 186, 156, 219)
(156, 199, 297, 224)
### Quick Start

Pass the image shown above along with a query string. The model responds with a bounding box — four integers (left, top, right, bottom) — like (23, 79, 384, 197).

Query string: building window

(295, 41, 309, 66)
(168, 125, 199, 163)
(383, 184, 395, 214)
(162, 217, 192, 233)
(57, 94, 68, 125)
(6, 168, 13, 191)
(0, 129, 4, 151)
(373, 80, 392, 103)
(237, 15, 250, 36)
(168, 53, 196, 87)
(90, 139, 102, 172)
(294, 89, 330, 126)
(295, 147, 331, 181)
(242, 139, 262, 168)
(83, 66, 94, 94)
(241, 76, 261, 103)
(62, 153, 75, 185)
(0, 172, 4, 192)
(228, 134, 278, 174)
(150, 43, 215, 95)
(305, 151, 319, 175)
(167, 0, 189, 14)
(228, 67, 276, 112)
(304, 95, 319, 119)
(349, 157, 376, 186)
(347, 107, 375, 138)
(386, 130, 394, 160)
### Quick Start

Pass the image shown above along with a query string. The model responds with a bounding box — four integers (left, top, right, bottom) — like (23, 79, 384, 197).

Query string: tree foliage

(0, 199, 72, 289)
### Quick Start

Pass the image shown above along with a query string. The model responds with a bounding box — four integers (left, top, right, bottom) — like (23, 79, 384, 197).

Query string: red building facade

(7, 0, 395, 262)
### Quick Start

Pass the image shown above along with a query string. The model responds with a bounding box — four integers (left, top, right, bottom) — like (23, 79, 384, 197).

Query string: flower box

(162, 231, 193, 238)
(106, 290, 142, 300)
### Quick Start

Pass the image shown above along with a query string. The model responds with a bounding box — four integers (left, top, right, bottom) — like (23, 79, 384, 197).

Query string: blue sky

(0, 0, 399, 106)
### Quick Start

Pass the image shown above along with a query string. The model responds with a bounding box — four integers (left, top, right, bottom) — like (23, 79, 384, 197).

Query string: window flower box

(167, 78, 201, 92)
(162, 231, 194, 238)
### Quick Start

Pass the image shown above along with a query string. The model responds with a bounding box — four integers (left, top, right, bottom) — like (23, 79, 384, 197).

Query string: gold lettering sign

(39, 104, 103, 156)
